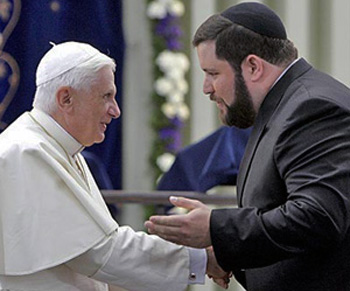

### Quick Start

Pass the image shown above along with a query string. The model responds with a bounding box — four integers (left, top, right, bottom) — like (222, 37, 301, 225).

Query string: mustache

(210, 94, 226, 105)
(209, 94, 219, 102)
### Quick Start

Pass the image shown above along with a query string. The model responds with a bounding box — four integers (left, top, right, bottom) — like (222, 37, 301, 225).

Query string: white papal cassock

(0, 108, 205, 291)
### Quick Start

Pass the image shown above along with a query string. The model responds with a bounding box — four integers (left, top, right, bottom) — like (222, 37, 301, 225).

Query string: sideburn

(225, 72, 256, 128)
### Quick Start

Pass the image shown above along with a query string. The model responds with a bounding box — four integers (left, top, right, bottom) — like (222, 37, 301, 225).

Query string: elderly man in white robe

(0, 41, 229, 291)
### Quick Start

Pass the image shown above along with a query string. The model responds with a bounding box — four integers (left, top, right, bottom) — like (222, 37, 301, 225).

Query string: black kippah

(221, 2, 287, 39)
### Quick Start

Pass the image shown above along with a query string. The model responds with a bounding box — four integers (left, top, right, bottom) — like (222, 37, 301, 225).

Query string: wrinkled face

(67, 66, 120, 146)
(196, 40, 256, 128)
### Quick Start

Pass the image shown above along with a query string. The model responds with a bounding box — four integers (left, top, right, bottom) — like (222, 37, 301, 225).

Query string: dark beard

(223, 72, 256, 128)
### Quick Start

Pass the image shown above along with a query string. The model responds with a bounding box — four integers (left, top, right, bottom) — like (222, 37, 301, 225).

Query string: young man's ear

(242, 54, 264, 82)
(56, 86, 73, 111)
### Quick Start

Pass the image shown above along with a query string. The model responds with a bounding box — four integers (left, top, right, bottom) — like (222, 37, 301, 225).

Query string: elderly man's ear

(56, 86, 73, 111)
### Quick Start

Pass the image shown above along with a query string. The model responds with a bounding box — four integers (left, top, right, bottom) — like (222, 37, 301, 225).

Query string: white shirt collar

(270, 57, 301, 90)
(30, 108, 84, 156)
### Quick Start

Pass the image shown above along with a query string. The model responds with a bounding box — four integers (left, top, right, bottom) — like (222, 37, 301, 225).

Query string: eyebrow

(203, 68, 218, 73)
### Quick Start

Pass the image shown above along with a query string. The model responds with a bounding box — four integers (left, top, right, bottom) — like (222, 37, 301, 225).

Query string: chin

(84, 136, 104, 147)
(95, 134, 106, 144)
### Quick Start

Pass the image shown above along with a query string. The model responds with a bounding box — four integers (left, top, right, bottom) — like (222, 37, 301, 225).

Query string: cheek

(217, 79, 234, 101)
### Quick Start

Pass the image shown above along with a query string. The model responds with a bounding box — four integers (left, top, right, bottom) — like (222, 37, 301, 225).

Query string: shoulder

(291, 68, 350, 109)
(0, 115, 52, 161)
(273, 68, 350, 129)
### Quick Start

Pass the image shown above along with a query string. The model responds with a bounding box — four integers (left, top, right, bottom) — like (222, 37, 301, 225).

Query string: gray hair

(33, 53, 116, 114)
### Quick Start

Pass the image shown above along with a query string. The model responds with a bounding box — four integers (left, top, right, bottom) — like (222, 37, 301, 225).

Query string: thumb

(169, 196, 203, 210)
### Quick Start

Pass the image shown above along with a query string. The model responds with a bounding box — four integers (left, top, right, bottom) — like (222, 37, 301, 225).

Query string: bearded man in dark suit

(145, 2, 350, 291)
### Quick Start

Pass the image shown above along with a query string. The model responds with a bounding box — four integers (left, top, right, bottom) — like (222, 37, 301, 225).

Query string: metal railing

(102, 190, 237, 206)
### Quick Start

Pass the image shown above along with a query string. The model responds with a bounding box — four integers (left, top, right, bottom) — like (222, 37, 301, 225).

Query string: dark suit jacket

(211, 59, 350, 291)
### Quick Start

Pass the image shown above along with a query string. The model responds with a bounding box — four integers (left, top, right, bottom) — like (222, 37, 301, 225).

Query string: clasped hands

(144, 196, 232, 289)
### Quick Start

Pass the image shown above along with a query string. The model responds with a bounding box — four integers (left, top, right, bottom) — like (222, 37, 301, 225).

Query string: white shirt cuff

(187, 247, 207, 285)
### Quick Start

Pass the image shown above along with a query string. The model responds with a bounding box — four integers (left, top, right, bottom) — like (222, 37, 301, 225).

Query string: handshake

(206, 246, 232, 289)
(145, 196, 233, 289)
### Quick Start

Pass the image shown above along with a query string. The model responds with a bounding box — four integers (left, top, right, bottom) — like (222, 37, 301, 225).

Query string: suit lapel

(236, 115, 266, 206)
(237, 59, 312, 206)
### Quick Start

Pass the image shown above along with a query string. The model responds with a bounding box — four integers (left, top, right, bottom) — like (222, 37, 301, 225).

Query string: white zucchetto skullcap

(36, 41, 101, 86)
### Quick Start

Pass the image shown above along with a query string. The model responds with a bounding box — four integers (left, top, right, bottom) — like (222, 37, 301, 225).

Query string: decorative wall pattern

(0, 0, 20, 130)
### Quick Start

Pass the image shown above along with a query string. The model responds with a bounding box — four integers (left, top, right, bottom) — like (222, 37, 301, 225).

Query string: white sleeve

(65, 226, 206, 291)
(188, 247, 207, 284)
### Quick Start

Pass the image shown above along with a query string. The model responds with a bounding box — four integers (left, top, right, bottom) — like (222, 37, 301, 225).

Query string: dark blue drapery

(0, 0, 125, 189)
(157, 126, 251, 193)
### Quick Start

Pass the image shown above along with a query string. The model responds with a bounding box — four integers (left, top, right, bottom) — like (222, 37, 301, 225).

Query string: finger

(144, 221, 192, 245)
(169, 196, 204, 210)
(213, 278, 229, 289)
(144, 220, 154, 230)
(147, 214, 185, 227)
(144, 221, 181, 238)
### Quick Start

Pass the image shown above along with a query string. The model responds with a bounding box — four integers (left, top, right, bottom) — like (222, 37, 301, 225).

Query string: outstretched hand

(144, 196, 212, 248)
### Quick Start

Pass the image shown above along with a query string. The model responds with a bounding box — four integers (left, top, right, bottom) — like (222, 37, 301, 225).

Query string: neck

(253, 63, 286, 112)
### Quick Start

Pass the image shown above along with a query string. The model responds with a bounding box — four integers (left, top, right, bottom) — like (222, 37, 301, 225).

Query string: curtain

(0, 0, 125, 188)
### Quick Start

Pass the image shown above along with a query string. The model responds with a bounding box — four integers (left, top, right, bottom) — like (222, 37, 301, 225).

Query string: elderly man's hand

(144, 196, 212, 248)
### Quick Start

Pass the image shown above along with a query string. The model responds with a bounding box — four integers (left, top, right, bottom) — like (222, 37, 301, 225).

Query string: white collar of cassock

(30, 107, 84, 157)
